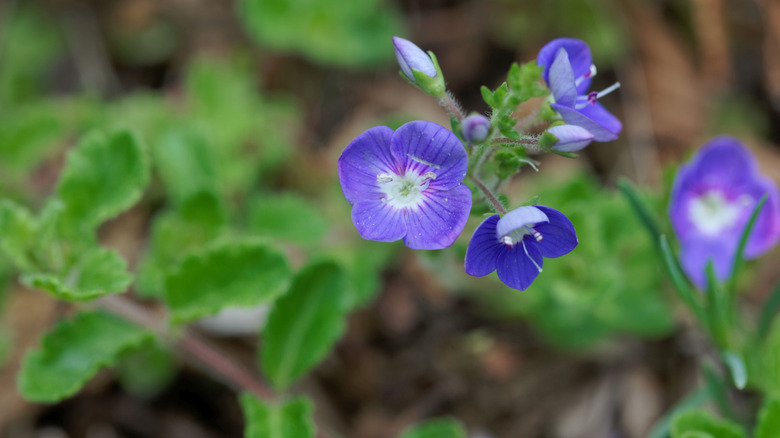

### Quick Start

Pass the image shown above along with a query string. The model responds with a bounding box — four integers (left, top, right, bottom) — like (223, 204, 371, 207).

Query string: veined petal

(547, 124, 594, 152)
(532, 206, 578, 258)
(552, 103, 620, 142)
(464, 215, 504, 277)
(496, 242, 543, 291)
(537, 38, 593, 94)
(351, 199, 407, 243)
(338, 126, 398, 204)
(548, 49, 578, 108)
(496, 206, 548, 238)
(391, 121, 468, 191)
(402, 184, 472, 250)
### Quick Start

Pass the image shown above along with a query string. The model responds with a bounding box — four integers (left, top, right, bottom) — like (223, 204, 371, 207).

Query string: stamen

(377, 173, 394, 184)
(574, 64, 597, 87)
(522, 240, 543, 273)
(418, 171, 437, 191)
(574, 81, 622, 109)
(532, 230, 543, 242)
(501, 235, 514, 248)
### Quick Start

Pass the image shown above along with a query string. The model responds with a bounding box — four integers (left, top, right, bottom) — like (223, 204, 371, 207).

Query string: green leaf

(18, 311, 153, 402)
(756, 398, 780, 438)
(0, 200, 38, 271)
(660, 235, 705, 323)
(57, 129, 150, 230)
(757, 278, 780, 340)
(480, 85, 495, 107)
(618, 179, 663, 252)
(165, 240, 291, 323)
(136, 192, 225, 298)
(646, 388, 710, 438)
(240, 394, 315, 438)
(153, 125, 218, 205)
(729, 194, 767, 295)
(117, 343, 176, 398)
(670, 410, 746, 438)
(21, 247, 133, 301)
(238, 0, 402, 67)
(723, 351, 747, 390)
(398, 418, 467, 438)
(249, 193, 327, 244)
(261, 261, 347, 390)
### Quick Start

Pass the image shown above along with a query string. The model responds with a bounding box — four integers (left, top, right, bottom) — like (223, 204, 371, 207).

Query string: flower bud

(392, 36, 446, 98)
(546, 125, 594, 152)
(461, 114, 491, 143)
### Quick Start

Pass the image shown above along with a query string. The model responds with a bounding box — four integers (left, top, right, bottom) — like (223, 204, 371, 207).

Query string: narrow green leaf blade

(57, 129, 150, 230)
(758, 278, 780, 340)
(670, 410, 746, 438)
(399, 418, 467, 438)
(261, 261, 347, 390)
(646, 388, 710, 438)
(723, 351, 747, 390)
(729, 194, 767, 295)
(165, 241, 291, 323)
(18, 311, 153, 402)
(659, 235, 704, 322)
(21, 247, 133, 301)
(755, 398, 780, 438)
(618, 179, 662, 251)
(240, 394, 315, 438)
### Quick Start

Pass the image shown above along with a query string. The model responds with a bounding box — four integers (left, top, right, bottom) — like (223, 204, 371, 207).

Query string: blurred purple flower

(465, 206, 578, 290)
(338, 121, 472, 250)
(669, 136, 780, 288)
(461, 114, 491, 143)
(537, 38, 622, 142)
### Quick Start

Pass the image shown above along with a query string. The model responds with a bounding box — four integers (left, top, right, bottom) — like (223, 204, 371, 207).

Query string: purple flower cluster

(537, 38, 623, 151)
(669, 137, 780, 288)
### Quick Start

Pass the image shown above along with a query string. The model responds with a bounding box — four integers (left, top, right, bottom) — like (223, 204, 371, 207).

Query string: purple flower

(546, 124, 594, 152)
(537, 38, 622, 142)
(392, 37, 437, 82)
(669, 137, 780, 288)
(465, 206, 578, 290)
(461, 114, 491, 143)
(338, 121, 472, 250)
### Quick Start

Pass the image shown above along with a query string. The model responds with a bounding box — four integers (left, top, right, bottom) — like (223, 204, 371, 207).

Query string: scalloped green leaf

(248, 193, 327, 244)
(164, 241, 290, 323)
(18, 311, 153, 402)
(399, 418, 467, 438)
(670, 410, 746, 438)
(153, 126, 218, 205)
(21, 247, 133, 301)
(261, 261, 347, 390)
(240, 394, 315, 438)
(756, 398, 780, 438)
(0, 200, 38, 271)
(57, 129, 149, 230)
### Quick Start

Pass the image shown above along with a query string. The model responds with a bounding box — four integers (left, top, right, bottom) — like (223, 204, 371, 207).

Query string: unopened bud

(461, 114, 491, 144)
(392, 36, 446, 98)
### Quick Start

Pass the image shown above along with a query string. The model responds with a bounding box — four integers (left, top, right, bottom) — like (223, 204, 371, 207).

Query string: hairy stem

(471, 175, 507, 214)
(439, 91, 464, 122)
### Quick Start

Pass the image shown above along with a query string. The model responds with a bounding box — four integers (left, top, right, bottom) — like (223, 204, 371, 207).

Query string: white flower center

(377, 171, 437, 208)
(688, 190, 751, 235)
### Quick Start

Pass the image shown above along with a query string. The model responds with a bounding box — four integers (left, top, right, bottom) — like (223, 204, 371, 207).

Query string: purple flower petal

(496, 206, 548, 238)
(391, 121, 468, 191)
(743, 176, 780, 257)
(537, 38, 593, 94)
(684, 137, 759, 189)
(532, 206, 579, 258)
(552, 102, 620, 142)
(547, 124, 594, 152)
(402, 184, 472, 250)
(393, 37, 437, 81)
(351, 199, 407, 242)
(338, 126, 397, 204)
(464, 215, 504, 277)
(548, 49, 578, 108)
(680, 239, 736, 290)
(496, 240, 543, 291)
